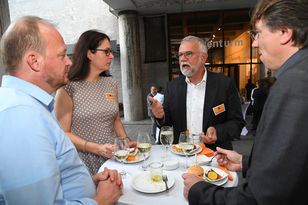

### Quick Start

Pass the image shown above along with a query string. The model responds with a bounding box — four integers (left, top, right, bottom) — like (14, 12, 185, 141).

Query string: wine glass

(137, 131, 152, 170)
(179, 131, 194, 170)
(160, 126, 174, 159)
(113, 137, 130, 177)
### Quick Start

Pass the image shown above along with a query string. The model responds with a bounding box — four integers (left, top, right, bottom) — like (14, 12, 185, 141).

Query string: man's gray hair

(181, 35, 208, 53)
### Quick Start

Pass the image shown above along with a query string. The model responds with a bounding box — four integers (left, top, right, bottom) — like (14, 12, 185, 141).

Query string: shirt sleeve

(0, 105, 97, 205)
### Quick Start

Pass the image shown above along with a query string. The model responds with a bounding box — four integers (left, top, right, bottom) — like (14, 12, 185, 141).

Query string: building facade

(1, 0, 264, 121)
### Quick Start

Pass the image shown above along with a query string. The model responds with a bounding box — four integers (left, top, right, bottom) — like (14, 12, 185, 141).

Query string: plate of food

(131, 171, 175, 193)
(114, 148, 150, 164)
(202, 166, 228, 186)
(187, 165, 228, 186)
(171, 144, 202, 156)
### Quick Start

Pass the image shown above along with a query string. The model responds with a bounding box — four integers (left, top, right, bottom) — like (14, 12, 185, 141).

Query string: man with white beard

(148, 35, 245, 149)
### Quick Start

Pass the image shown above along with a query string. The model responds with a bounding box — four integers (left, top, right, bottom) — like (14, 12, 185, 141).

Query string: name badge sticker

(106, 93, 115, 101)
(212, 104, 226, 116)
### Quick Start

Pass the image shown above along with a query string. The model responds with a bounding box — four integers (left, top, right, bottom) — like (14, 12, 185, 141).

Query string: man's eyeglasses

(176, 51, 203, 59)
(248, 30, 259, 41)
(92, 48, 114, 56)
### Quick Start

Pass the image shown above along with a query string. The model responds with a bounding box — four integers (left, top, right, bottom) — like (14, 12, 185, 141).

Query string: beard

(180, 57, 202, 77)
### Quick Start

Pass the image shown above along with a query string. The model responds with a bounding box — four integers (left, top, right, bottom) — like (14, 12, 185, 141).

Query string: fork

(208, 155, 215, 164)
(162, 175, 169, 192)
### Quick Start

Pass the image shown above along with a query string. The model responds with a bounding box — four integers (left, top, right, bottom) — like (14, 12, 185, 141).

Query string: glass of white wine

(160, 126, 174, 159)
(113, 137, 130, 177)
(179, 131, 194, 170)
(137, 131, 152, 170)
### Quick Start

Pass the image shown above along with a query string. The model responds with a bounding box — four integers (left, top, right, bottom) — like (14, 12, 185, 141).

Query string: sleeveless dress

(63, 77, 118, 175)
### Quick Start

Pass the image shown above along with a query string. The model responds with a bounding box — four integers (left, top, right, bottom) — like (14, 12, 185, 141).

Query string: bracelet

(120, 136, 130, 142)
(83, 141, 88, 152)
(124, 136, 131, 141)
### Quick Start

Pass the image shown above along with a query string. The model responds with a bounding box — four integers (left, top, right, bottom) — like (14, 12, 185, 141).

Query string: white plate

(131, 171, 175, 193)
(202, 166, 228, 186)
(190, 155, 212, 165)
(171, 144, 202, 156)
(115, 153, 150, 164)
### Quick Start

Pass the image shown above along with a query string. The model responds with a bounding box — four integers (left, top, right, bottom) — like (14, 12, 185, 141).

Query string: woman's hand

(128, 141, 137, 148)
(98, 144, 116, 158)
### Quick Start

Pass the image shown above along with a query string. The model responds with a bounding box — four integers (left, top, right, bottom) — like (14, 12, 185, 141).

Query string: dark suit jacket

(188, 48, 308, 205)
(161, 71, 245, 149)
(147, 93, 154, 117)
(252, 87, 268, 112)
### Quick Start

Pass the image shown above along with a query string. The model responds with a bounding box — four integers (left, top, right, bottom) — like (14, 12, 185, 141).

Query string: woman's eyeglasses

(92, 48, 114, 56)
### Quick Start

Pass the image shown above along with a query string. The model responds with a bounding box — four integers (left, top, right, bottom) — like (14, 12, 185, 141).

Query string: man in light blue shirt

(0, 16, 122, 205)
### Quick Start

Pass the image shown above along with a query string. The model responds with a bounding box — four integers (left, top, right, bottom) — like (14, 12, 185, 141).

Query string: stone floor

(121, 114, 255, 185)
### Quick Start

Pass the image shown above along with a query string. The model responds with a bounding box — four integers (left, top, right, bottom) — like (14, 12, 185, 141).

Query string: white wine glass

(179, 131, 194, 170)
(160, 126, 174, 159)
(137, 131, 152, 170)
(113, 137, 130, 177)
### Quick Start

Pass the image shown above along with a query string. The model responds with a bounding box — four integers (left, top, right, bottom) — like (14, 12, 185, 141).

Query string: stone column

(0, 0, 10, 84)
(118, 10, 144, 121)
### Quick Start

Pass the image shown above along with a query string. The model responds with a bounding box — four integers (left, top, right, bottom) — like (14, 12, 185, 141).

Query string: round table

(98, 145, 238, 205)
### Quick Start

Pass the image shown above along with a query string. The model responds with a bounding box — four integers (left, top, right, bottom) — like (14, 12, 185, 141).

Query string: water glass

(160, 126, 174, 159)
(149, 162, 164, 182)
(190, 133, 201, 145)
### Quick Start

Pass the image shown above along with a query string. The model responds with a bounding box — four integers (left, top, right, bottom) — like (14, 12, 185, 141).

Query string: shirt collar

(275, 47, 308, 78)
(185, 67, 207, 86)
(1, 75, 55, 112)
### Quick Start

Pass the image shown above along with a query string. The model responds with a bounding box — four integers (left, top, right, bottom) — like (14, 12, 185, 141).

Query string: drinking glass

(190, 133, 201, 145)
(189, 133, 202, 164)
(137, 131, 152, 170)
(113, 137, 130, 177)
(179, 131, 194, 170)
(160, 126, 174, 159)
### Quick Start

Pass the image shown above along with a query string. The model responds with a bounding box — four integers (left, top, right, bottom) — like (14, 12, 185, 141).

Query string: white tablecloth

(98, 145, 238, 205)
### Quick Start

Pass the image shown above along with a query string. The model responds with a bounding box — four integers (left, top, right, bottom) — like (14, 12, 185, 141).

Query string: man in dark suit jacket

(149, 36, 245, 150)
(183, 0, 308, 204)
(147, 86, 157, 140)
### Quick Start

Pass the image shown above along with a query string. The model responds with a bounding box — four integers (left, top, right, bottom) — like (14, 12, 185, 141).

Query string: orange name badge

(212, 104, 226, 116)
(106, 93, 115, 100)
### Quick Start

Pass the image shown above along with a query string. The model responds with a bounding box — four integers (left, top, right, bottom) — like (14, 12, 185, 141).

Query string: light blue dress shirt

(0, 75, 97, 205)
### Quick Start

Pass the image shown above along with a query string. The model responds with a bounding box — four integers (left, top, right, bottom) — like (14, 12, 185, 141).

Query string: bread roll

(187, 165, 204, 177)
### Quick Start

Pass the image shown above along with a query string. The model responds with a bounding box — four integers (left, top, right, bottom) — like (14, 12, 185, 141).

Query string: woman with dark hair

(54, 30, 135, 175)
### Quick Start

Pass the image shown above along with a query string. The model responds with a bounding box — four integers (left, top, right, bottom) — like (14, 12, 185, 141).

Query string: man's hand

(182, 173, 204, 199)
(215, 147, 243, 172)
(200, 126, 217, 144)
(148, 96, 164, 119)
(93, 178, 123, 205)
(93, 167, 123, 189)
